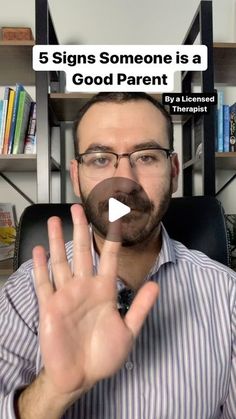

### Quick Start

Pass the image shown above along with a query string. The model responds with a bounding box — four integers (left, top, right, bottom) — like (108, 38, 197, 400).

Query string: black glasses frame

(75, 147, 174, 168)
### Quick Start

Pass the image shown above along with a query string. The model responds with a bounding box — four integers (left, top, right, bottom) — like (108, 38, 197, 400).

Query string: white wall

(1, 0, 235, 44)
(0, 0, 236, 219)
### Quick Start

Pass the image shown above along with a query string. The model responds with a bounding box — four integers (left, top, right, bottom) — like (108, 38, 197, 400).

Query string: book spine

(0, 87, 10, 154)
(217, 91, 224, 152)
(12, 92, 25, 154)
(214, 104, 218, 152)
(0, 101, 4, 154)
(0, 102, 8, 154)
(223, 105, 230, 152)
(24, 134, 36, 154)
(13, 91, 32, 154)
(230, 104, 236, 152)
(26, 102, 36, 136)
(3, 89, 15, 154)
(8, 84, 24, 154)
(23, 102, 36, 154)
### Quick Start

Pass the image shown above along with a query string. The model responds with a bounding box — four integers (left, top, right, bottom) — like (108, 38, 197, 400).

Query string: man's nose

(112, 157, 140, 194)
(110, 175, 141, 196)
(113, 156, 137, 182)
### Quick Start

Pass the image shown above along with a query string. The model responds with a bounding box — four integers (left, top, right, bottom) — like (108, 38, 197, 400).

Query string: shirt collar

(90, 223, 177, 280)
(145, 223, 177, 279)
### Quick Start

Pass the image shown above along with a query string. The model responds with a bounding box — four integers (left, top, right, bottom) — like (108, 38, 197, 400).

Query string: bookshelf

(0, 40, 35, 85)
(0, 154, 59, 171)
(0, 10, 63, 204)
(213, 43, 236, 85)
(1, 0, 236, 279)
(2, 1, 234, 205)
(215, 152, 236, 170)
(181, 1, 236, 196)
(0, 41, 38, 207)
(49, 92, 165, 122)
(183, 152, 236, 171)
(49, 93, 93, 122)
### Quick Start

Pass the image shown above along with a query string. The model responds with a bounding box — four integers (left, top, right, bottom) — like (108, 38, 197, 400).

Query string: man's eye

(137, 154, 159, 164)
(88, 155, 112, 167)
(94, 158, 109, 166)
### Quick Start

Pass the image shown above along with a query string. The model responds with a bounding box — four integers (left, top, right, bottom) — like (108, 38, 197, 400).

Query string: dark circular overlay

(83, 177, 152, 243)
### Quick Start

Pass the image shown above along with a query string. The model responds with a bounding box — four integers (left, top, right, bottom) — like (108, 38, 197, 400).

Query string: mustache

(98, 193, 153, 213)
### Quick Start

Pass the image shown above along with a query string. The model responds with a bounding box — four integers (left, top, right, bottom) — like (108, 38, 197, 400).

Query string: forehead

(77, 100, 169, 150)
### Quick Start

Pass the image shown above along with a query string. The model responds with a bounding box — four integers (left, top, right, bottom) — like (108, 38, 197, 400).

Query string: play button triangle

(108, 198, 131, 222)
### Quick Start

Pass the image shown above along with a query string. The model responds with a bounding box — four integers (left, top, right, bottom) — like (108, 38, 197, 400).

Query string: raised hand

(33, 203, 159, 399)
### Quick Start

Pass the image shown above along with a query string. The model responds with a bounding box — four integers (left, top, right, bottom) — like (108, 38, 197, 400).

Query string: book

(223, 105, 230, 152)
(12, 90, 32, 154)
(24, 134, 37, 154)
(0, 87, 11, 154)
(2, 88, 15, 154)
(229, 102, 236, 152)
(23, 102, 36, 154)
(0, 203, 16, 262)
(217, 91, 224, 152)
(26, 102, 36, 134)
(214, 101, 218, 152)
(0, 100, 3, 153)
(8, 84, 25, 154)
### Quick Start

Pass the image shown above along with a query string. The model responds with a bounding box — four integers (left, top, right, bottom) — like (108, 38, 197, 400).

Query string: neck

(94, 225, 162, 290)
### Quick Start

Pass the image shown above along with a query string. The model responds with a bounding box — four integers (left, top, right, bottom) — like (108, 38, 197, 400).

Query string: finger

(98, 221, 121, 278)
(33, 245, 53, 306)
(124, 282, 159, 338)
(48, 216, 72, 289)
(71, 204, 93, 278)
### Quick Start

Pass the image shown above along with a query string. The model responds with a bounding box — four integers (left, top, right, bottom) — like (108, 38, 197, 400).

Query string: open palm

(33, 204, 159, 397)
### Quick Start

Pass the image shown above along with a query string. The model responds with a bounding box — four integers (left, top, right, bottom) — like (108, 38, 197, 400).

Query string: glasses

(75, 147, 174, 179)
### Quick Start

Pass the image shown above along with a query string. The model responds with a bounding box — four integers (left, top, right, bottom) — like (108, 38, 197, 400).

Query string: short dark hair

(73, 92, 174, 156)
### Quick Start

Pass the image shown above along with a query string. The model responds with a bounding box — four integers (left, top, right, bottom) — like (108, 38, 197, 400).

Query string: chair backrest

(13, 196, 230, 271)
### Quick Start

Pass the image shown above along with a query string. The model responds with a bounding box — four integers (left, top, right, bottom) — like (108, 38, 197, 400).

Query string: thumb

(124, 282, 159, 338)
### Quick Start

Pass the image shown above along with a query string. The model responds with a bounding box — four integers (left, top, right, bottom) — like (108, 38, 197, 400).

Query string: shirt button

(125, 361, 134, 371)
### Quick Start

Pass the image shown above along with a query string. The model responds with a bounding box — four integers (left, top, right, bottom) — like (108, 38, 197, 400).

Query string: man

(0, 92, 236, 419)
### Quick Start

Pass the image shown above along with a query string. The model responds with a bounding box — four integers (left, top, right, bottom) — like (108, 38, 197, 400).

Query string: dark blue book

(217, 91, 224, 152)
(229, 102, 236, 152)
(223, 105, 230, 152)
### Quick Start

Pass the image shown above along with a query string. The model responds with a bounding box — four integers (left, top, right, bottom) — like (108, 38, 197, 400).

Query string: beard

(79, 178, 172, 247)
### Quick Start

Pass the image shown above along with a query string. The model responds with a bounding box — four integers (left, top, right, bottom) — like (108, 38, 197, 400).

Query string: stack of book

(216, 91, 236, 153)
(0, 203, 16, 262)
(0, 84, 36, 155)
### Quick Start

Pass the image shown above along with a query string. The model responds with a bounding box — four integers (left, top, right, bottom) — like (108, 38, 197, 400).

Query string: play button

(108, 197, 131, 222)
(82, 177, 152, 243)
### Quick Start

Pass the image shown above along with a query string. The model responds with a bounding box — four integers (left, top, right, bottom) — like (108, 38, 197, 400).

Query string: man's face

(70, 100, 179, 246)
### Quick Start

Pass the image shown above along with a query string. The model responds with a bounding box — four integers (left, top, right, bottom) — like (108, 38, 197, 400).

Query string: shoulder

(0, 258, 39, 332)
(171, 239, 236, 297)
(173, 238, 234, 273)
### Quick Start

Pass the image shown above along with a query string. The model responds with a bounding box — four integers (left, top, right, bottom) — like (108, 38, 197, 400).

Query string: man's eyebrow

(132, 140, 164, 150)
(84, 140, 164, 153)
(84, 144, 114, 153)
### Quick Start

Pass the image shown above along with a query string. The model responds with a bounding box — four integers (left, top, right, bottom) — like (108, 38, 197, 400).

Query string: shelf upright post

(199, 0, 215, 196)
(182, 0, 215, 196)
(35, 0, 51, 202)
(182, 70, 193, 195)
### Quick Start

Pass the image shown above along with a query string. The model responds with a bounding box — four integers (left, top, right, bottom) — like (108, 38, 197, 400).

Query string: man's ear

(70, 159, 81, 197)
(170, 153, 180, 194)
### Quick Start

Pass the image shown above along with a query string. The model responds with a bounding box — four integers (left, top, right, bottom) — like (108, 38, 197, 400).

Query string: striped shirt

(0, 226, 236, 419)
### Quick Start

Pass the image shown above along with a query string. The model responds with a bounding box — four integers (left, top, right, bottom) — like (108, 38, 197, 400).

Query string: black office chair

(13, 196, 231, 271)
